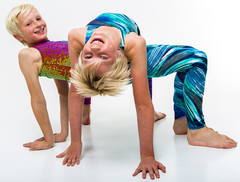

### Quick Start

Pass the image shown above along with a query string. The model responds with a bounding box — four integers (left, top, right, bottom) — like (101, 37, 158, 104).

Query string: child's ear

(13, 34, 23, 41)
(117, 49, 122, 55)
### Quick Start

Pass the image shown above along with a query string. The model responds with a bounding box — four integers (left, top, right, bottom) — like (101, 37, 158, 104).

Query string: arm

(56, 28, 86, 166)
(19, 48, 54, 150)
(53, 79, 69, 142)
(125, 34, 166, 179)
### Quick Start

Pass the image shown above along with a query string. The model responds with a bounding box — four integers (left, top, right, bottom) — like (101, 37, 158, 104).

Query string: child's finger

(62, 156, 69, 165)
(56, 151, 67, 158)
(29, 145, 38, 151)
(76, 157, 80, 165)
(158, 163, 166, 173)
(23, 142, 32, 148)
(67, 158, 73, 166)
(142, 168, 147, 179)
(132, 167, 141, 177)
(153, 166, 160, 179)
(70, 158, 76, 166)
(148, 168, 155, 180)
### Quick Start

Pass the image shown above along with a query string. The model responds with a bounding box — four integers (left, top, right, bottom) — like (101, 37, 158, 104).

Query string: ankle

(188, 126, 206, 135)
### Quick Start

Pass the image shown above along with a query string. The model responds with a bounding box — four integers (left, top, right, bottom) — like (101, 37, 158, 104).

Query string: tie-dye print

(34, 40, 91, 105)
(34, 41, 71, 81)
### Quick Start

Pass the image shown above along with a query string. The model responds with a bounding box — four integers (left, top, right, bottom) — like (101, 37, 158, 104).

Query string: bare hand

(56, 142, 82, 167)
(132, 156, 166, 179)
(23, 140, 53, 151)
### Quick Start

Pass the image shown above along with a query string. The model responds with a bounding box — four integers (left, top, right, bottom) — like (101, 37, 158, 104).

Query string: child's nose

(34, 21, 41, 27)
(90, 46, 101, 52)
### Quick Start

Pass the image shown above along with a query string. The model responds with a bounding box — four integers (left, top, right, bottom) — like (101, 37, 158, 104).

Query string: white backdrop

(1, 0, 240, 97)
(0, 0, 240, 182)
(1, 0, 239, 133)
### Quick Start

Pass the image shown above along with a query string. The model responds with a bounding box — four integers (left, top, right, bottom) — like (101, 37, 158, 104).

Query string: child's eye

(100, 56, 108, 60)
(85, 56, 92, 59)
(26, 22, 31, 26)
(37, 18, 41, 21)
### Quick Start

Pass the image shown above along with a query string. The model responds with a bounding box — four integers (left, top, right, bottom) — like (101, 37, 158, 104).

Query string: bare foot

(154, 111, 166, 122)
(187, 126, 237, 149)
(82, 104, 91, 125)
(173, 117, 188, 135)
(54, 133, 67, 143)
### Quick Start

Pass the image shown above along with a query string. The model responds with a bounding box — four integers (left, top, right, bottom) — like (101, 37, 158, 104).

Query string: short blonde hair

(71, 51, 131, 97)
(6, 4, 38, 46)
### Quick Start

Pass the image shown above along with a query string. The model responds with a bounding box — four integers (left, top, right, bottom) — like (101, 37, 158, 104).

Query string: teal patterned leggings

(146, 45, 208, 130)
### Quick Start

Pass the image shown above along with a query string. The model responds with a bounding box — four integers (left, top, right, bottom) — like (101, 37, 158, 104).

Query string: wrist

(71, 140, 82, 147)
(44, 137, 55, 148)
(141, 155, 155, 161)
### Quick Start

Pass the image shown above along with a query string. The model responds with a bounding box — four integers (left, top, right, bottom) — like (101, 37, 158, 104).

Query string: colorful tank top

(85, 13, 140, 50)
(34, 40, 71, 82)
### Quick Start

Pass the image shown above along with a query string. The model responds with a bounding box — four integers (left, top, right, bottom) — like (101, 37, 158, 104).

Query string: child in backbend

(57, 12, 237, 179)
(6, 4, 165, 151)
(5, 4, 92, 151)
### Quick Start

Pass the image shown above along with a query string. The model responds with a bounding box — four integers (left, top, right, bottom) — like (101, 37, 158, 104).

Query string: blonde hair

(6, 4, 38, 46)
(71, 51, 131, 97)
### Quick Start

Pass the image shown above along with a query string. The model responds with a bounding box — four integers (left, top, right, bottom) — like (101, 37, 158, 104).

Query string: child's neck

(28, 38, 49, 47)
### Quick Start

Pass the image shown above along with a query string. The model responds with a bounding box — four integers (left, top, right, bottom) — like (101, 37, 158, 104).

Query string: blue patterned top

(85, 13, 140, 50)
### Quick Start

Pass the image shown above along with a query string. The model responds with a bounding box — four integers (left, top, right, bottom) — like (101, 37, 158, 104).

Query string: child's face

(17, 9, 47, 47)
(82, 31, 120, 75)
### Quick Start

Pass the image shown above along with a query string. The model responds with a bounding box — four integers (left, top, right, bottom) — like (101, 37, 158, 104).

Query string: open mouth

(35, 28, 44, 34)
(91, 38, 104, 44)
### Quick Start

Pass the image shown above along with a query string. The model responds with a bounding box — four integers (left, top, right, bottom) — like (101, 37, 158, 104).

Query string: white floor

(1, 76, 240, 182)
(1, 0, 240, 181)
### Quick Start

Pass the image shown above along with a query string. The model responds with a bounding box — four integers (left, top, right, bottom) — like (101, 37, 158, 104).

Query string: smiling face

(82, 30, 121, 76)
(16, 9, 47, 47)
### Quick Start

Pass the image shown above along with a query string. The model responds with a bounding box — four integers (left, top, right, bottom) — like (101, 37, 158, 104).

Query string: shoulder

(125, 33, 146, 49)
(124, 33, 146, 58)
(18, 47, 41, 61)
(18, 48, 41, 71)
(68, 27, 87, 49)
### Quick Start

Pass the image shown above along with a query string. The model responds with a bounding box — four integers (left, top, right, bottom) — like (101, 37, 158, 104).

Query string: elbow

(69, 84, 84, 99)
(31, 97, 46, 105)
(68, 28, 79, 43)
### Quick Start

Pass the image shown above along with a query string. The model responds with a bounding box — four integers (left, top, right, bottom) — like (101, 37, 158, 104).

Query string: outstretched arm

(125, 33, 166, 179)
(56, 28, 86, 166)
(19, 48, 54, 150)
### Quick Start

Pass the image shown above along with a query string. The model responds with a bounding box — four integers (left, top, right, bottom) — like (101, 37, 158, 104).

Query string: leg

(148, 77, 166, 121)
(184, 66, 236, 148)
(178, 49, 237, 148)
(54, 79, 69, 142)
(82, 97, 91, 125)
(148, 77, 153, 100)
(173, 72, 188, 134)
(147, 45, 208, 129)
(147, 45, 237, 148)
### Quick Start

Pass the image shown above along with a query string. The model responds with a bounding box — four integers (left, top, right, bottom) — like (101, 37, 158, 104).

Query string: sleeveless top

(84, 13, 207, 80)
(85, 13, 140, 50)
(34, 41, 71, 82)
